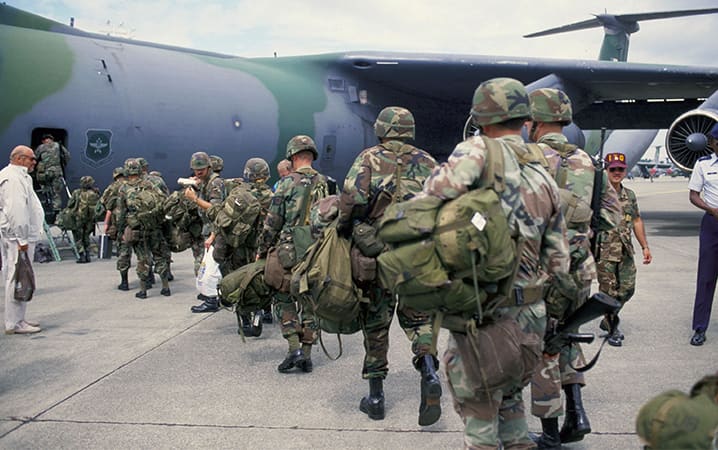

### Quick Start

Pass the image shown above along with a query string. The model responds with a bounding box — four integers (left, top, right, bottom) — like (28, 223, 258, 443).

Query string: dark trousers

(693, 213, 718, 331)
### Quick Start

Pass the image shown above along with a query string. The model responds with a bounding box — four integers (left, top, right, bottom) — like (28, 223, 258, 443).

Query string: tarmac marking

(0, 313, 217, 440)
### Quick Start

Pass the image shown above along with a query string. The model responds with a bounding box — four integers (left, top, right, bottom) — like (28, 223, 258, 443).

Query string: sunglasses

(608, 167, 625, 173)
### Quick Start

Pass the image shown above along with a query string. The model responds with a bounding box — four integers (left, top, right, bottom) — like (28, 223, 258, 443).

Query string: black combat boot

(160, 278, 171, 296)
(135, 281, 148, 299)
(76, 252, 88, 264)
(277, 349, 304, 373)
(416, 354, 442, 426)
(359, 378, 385, 420)
(84, 251, 91, 263)
(560, 384, 591, 443)
(117, 271, 129, 291)
(191, 296, 219, 313)
(529, 418, 561, 449)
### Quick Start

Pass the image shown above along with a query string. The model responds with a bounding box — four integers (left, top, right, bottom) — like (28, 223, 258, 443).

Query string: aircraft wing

(334, 51, 718, 129)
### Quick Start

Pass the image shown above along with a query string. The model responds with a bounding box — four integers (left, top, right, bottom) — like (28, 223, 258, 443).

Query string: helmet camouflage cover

(124, 158, 142, 176)
(190, 151, 211, 169)
(374, 106, 415, 140)
(80, 175, 95, 188)
(243, 157, 270, 182)
(530, 88, 573, 124)
(112, 166, 125, 179)
(286, 135, 318, 160)
(471, 77, 531, 126)
(210, 155, 224, 172)
(136, 157, 148, 170)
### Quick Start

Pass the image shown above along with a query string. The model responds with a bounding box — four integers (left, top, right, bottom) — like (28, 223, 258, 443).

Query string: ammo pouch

(350, 246, 376, 282)
(449, 316, 542, 400)
(277, 226, 313, 269)
(352, 222, 384, 257)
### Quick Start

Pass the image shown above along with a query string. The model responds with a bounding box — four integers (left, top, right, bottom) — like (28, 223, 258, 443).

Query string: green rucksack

(209, 183, 261, 249)
(77, 189, 100, 223)
(218, 259, 272, 314)
(291, 221, 362, 334)
(377, 136, 517, 322)
(125, 186, 165, 230)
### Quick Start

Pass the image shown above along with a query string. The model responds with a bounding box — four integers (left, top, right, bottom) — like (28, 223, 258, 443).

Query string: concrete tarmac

(1, 177, 716, 449)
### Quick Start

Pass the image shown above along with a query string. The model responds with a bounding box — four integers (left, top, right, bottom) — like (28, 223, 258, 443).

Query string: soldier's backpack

(376, 136, 518, 322)
(209, 183, 261, 249)
(125, 186, 165, 230)
(218, 259, 272, 315)
(76, 189, 100, 223)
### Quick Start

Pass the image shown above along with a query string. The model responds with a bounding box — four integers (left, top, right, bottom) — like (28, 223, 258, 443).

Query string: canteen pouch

(350, 246, 377, 282)
(352, 222, 384, 257)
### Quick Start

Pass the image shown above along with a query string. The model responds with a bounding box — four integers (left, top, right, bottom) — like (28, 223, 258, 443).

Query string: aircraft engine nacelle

(666, 91, 718, 172)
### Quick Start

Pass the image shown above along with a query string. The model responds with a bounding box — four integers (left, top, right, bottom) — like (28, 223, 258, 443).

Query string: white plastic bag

(196, 246, 222, 297)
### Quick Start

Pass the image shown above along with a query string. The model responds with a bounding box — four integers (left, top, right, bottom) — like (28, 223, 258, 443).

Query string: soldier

(101, 167, 132, 289)
(183, 151, 226, 313)
(64, 175, 101, 264)
(116, 159, 170, 299)
(273, 159, 292, 191)
(336, 107, 440, 424)
(423, 78, 569, 448)
(137, 158, 172, 282)
(527, 88, 621, 448)
(596, 152, 652, 344)
(210, 155, 224, 175)
(34, 133, 70, 214)
(257, 135, 328, 374)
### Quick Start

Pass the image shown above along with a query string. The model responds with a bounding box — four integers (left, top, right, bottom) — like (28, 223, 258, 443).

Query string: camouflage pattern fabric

(117, 178, 169, 283)
(470, 78, 531, 127)
(197, 172, 226, 234)
(65, 187, 100, 255)
(374, 106, 415, 140)
(531, 132, 621, 417)
(597, 184, 639, 305)
(424, 133, 569, 448)
(258, 166, 328, 347)
(529, 88, 572, 124)
(336, 138, 436, 379)
(34, 141, 70, 210)
(145, 171, 170, 196)
(101, 178, 125, 239)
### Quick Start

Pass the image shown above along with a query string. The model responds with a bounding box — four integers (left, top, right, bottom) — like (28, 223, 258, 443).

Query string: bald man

(0, 146, 45, 334)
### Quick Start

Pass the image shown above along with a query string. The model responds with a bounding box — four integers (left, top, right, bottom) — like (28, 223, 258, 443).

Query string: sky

(8, 0, 718, 160)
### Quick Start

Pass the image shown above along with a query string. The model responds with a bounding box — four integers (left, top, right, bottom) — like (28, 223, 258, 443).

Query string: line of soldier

(83, 78, 653, 448)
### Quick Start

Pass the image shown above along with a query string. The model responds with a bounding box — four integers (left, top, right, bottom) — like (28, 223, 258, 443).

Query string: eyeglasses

(19, 155, 36, 162)
(608, 167, 625, 173)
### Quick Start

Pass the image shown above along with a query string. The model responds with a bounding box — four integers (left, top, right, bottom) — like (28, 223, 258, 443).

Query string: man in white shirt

(688, 123, 718, 346)
(0, 145, 45, 334)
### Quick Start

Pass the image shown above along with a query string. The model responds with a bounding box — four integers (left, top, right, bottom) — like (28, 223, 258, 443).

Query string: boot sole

(560, 427, 591, 443)
(359, 399, 385, 420)
(418, 378, 442, 426)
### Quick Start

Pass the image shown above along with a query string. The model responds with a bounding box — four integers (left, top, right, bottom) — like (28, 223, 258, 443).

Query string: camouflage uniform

(117, 160, 170, 298)
(337, 106, 439, 424)
(529, 88, 622, 427)
(424, 79, 569, 449)
(102, 168, 133, 288)
(191, 162, 226, 271)
(65, 176, 100, 262)
(597, 183, 639, 305)
(34, 139, 70, 211)
(258, 136, 328, 372)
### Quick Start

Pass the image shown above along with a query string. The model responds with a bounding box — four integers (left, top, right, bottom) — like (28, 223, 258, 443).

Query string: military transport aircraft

(1, 4, 718, 191)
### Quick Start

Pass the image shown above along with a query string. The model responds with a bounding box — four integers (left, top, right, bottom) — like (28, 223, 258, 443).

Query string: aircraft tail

(524, 8, 718, 62)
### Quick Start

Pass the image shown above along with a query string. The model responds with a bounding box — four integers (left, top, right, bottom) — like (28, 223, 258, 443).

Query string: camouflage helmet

(190, 151, 211, 170)
(80, 175, 95, 188)
(374, 106, 415, 140)
(124, 158, 142, 176)
(210, 155, 224, 173)
(112, 167, 125, 179)
(243, 157, 270, 182)
(470, 77, 531, 126)
(530, 88, 573, 124)
(286, 135, 318, 161)
(136, 157, 148, 170)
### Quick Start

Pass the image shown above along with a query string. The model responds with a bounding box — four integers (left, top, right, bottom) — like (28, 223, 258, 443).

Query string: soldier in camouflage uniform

(210, 155, 224, 175)
(336, 107, 440, 425)
(34, 134, 70, 213)
(597, 152, 652, 344)
(527, 88, 621, 448)
(117, 159, 171, 299)
(102, 167, 134, 290)
(183, 151, 226, 313)
(257, 135, 329, 374)
(65, 175, 101, 264)
(137, 158, 173, 282)
(423, 78, 570, 449)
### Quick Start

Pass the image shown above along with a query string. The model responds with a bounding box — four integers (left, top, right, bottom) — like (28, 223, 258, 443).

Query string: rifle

(589, 128, 607, 255)
(543, 291, 621, 371)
